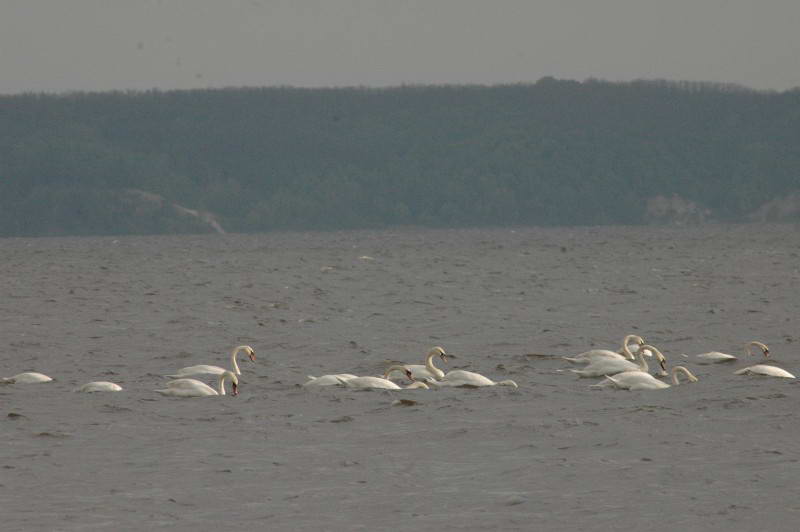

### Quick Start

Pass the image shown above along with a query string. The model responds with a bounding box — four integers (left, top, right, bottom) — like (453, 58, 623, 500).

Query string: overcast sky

(1, 0, 799, 95)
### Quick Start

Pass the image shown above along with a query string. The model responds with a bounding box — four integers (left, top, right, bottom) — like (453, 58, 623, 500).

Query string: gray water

(2, 224, 799, 531)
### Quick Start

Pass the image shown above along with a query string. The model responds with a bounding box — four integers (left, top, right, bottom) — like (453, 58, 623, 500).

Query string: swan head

(238, 345, 256, 362)
(625, 334, 646, 347)
(430, 346, 449, 363)
(405, 368, 414, 381)
(749, 341, 769, 358)
(222, 371, 240, 396)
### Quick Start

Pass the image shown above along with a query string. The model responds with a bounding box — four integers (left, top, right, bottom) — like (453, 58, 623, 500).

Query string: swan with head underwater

(337, 366, 429, 390)
(165, 345, 255, 378)
(75, 381, 123, 392)
(570, 344, 667, 378)
(2, 372, 53, 384)
(156, 371, 240, 397)
(596, 365, 698, 391)
(694, 340, 769, 364)
(562, 334, 645, 365)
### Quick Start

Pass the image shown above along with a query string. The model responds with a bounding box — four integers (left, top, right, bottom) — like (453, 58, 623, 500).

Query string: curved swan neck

(671, 366, 697, 385)
(622, 335, 644, 360)
(746, 341, 769, 358)
(218, 371, 239, 395)
(425, 349, 445, 379)
(384, 365, 411, 380)
(230, 348, 241, 375)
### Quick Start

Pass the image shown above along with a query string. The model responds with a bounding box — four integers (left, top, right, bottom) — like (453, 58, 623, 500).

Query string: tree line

(1, 78, 798, 236)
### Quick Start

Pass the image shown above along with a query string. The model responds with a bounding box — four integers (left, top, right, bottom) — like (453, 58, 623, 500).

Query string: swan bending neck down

(562, 334, 645, 364)
(570, 344, 665, 378)
(75, 381, 123, 392)
(696, 340, 769, 364)
(1, 372, 53, 384)
(156, 371, 240, 397)
(166, 345, 256, 378)
(393, 346, 448, 380)
(601, 366, 698, 391)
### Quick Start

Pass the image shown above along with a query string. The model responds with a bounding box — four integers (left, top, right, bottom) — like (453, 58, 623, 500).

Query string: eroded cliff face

(748, 191, 800, 222)
(645, 194, 712, 225)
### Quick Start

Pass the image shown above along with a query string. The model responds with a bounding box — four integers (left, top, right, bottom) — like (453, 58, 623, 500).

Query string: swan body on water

(431, 370, 518, 388)
(337, 367, 428, 390)
(156, 371, 239, 397)
(2, 372, 53, 384)
(166, 345, 256, 378)
(75, 381, 123, 392)
(734, 364, 795, 379)
(695, 341, 769, 364)
(563, 335, 645, 365)
(601, 366, 698, 391)
(570, 344, 666, 378)
(304, 374, 358, 386)
(392, 346, 448, 380)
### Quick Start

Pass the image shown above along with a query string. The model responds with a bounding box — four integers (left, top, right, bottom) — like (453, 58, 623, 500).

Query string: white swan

(562, 334, 645, 364)
(570, 344, 666, 378)
(75, 381, 123, 392)
(336, 368, 429, 390)
(734, 364, 795, 379)
(303, 374, 358, 387)
(695, 341, 769, 364)
(430, 370, 518, 388)
(156, 371, 240, 397)
(1, 372, 53, 384)
(392, 346, 448, 380)
(166, 345, 256, 378)
(601, 366, 698, 391)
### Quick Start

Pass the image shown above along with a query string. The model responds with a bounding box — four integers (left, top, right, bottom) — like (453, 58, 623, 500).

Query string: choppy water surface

(2, 225, 799, 531)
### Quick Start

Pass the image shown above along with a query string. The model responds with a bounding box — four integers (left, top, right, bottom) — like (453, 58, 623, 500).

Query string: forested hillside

(1, 78, 799, 236)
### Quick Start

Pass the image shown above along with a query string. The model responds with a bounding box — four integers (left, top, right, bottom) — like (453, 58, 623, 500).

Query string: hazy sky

(1, 0, 799, 94)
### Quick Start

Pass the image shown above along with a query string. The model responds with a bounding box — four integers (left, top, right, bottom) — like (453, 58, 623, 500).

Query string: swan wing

(5, 372, 53, 384)
(166, 365, 226, 378)
(76, 381, 123, 392)
(735, 365, 795, 378)
(696, 352, 736, 364)
(342, 376, 401, 389)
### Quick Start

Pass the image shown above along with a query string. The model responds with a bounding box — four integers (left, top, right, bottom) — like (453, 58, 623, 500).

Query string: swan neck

(671, 366, 696, 385)
(634, 349, 648, 372)
(384, 365, 409, 379)
(426, 351, 444, 379)
(621, 335, 641, 360)
(231, 346, 248, 375)
(218, 373, 227, 395)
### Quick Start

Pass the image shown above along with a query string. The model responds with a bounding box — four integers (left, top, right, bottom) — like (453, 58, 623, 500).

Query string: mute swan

(734, 364, 795, 379)
(430, 370, 518, 388)
(75, 381, 123, 392)
(562, 335, 645, 364)
(336, 368, 429, 390)
(1, 372, 53, 384)
(601, 366, 698, 391)
(166, 345, 256, 378)
(695, 341, 769, 364)
(570, 344, 666, 378)
(391, 346, 448, 380)
(303, 374, 358, 387)
(156, 371, 239, 397)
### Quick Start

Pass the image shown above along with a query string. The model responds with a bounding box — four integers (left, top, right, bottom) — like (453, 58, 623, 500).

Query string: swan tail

(562, 356, 584, 365)
(732, 368, 749, 375)
(306, 376, 317, 381)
